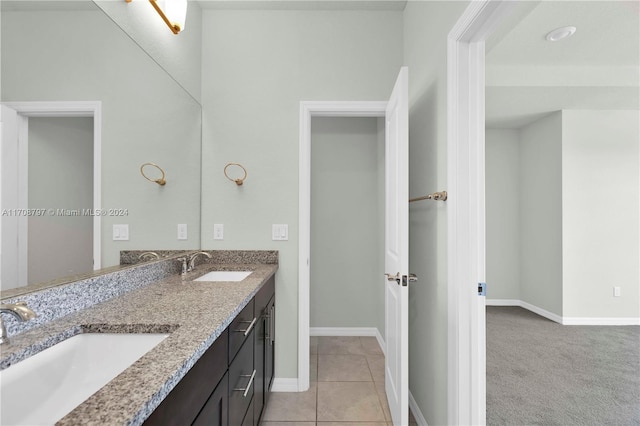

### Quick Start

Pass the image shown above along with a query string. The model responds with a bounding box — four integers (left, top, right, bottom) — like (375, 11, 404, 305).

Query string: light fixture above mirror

(125, 0, 187, 35)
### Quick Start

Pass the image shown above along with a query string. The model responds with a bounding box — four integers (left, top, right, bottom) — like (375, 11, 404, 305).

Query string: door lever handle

(385, 272, 400, 284)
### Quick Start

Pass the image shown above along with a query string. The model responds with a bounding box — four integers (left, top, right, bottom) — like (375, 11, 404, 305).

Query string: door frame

(2, 101, 102, 281)
(447, 1, 515, 424)
(298, 101, 387, 392)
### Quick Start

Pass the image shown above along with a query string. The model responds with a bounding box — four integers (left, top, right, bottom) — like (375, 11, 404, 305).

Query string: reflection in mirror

(0, 0, 202, 297)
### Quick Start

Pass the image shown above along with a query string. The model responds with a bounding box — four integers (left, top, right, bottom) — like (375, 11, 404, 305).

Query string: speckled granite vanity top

(0, 261, 277, 426)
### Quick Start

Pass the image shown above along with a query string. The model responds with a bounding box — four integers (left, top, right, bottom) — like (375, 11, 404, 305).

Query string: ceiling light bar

(125, 0, 187, 35)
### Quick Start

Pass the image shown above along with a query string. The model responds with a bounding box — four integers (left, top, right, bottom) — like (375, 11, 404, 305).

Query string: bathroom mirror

(0, 0, 202, 296)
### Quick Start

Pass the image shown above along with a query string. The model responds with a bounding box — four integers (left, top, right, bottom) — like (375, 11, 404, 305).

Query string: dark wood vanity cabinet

(228, 327, 255, 425)
(143, 329, 228, 426)
(192, 372, 228, 426)
(254, 276, 275, 424)
(143, 275, 275, 426)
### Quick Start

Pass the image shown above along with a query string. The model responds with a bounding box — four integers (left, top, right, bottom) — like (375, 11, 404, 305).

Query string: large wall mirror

(1, 0, 202, 296)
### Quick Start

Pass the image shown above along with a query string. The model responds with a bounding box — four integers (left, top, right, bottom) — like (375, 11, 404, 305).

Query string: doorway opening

(298, 101, 387, 393)
(0, 101, 102, 290)
(309, 116, 386, 341)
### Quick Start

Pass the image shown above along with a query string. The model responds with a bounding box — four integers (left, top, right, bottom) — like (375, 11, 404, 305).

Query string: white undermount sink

(194, 270, 252, 282)
(0, 332, 169, 426)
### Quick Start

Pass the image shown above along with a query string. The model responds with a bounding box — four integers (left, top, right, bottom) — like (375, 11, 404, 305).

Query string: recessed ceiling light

(545, 26, 577, 42)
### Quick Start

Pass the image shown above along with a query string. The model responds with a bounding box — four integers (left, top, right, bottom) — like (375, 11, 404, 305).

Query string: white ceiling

(1, 0, 97, 11)
(196, 0, 407, 10)
(486, 0, 639, 128)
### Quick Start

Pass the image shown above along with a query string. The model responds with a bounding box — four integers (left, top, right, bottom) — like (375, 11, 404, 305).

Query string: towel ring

(224, 163, 248, 186)
(140, 162, 166, 186)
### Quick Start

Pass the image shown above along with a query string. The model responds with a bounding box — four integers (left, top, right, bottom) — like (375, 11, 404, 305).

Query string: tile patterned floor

(261, 336, 417, 426)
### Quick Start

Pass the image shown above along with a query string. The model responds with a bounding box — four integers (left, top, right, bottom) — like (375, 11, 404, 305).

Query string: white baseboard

(520, 301, 563, 324)
(310, 327, 378, 336)
(270, 378, 299, 392)
(486, 299, 565, 324)
(409, 391, 429, 426)
(486, 299, 521, 306)
(310, 327, 386, 355)
(487, 299, 639, 325)
(375, 328, 386, 357)
(562, 317, 640, 326)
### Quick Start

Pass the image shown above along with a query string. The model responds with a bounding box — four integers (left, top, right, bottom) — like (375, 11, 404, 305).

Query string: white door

(384, 67, 409, 426)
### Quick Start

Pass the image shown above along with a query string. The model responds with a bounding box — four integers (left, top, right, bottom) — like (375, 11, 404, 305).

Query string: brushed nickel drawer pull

(270, 305, 275, 345)
(235, 317, 257, 336)
(234, 370, 257, 397)
(264, 310, 270, 341)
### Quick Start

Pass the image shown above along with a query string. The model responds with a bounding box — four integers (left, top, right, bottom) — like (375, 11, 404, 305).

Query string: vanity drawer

(228, 330, 255, 426)
(228, 299, 255, 363)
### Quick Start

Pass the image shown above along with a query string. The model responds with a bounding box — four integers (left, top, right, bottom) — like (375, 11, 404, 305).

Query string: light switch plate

(177, 224, 188, 240)
(214, 224, 224, 240)
(272, 224, 288, 241)
(113, 224, 129, 241)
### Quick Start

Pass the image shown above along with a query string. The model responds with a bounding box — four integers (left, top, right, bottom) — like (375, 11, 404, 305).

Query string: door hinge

(478, 282, 486, 296)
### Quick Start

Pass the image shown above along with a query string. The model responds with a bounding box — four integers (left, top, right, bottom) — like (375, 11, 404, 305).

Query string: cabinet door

(254, 276, 275, 424)
(265, 297, 275, 393)
(192, 372, 228, 426)
(229, 330, 255, 426)
(242, 397, 254, 426)
(253, 308, 266, 423)
(264, 296, 276, 392)
(144, 330, 228, 426)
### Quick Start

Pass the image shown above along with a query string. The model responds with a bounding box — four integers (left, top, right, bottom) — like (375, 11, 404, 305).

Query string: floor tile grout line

(310, 336, 389, 424)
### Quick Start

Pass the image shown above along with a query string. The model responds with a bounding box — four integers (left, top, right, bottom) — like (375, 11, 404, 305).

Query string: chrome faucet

(138, 251, 160, 261)
(0, 302, 36, 344)
(177, 257, 189, 275)
(187, 251, 212, 272)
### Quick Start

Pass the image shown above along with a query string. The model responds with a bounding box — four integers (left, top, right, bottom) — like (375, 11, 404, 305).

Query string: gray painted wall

(486, 128, 521, 301)
(309, 117, 384, 332)
(2, 7, 201, 269)
(486, 110, 639, 320)
(403, 2, 471, 424)
(28, 117, 93, 284)
(200, 8, 403, 380)
(562, 110, 639, 318)
(94, 0, 202, 102)
(519, 112, 564, 315)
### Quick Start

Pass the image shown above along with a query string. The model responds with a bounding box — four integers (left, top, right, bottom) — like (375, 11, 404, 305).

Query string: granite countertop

(0, 262, 278, 426)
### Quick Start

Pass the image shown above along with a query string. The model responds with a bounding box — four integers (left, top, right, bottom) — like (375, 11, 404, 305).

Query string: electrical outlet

(614, 286, 621, 297)
(177, 224, 188, 240)
(214, 224, 224, 240)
